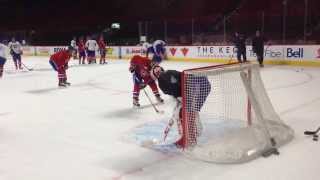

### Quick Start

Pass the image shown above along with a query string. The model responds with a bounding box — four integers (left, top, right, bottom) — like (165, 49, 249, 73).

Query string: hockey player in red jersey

(77, 36, 86, 64)
(98, 35, 107, 64)
(129, 55, 164, 107)
(49, 46, 74, 87)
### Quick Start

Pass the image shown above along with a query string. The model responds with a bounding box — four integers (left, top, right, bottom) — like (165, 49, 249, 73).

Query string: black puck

(313, 134, 319, 138)
(313, 137, 318, 141)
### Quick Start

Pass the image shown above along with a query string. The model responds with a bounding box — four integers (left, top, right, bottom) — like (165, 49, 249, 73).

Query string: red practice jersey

(78, 40, 85, 52)
(50, 50, 71, 67)
(98, 39, 106, 50)
(130, 55, 153, 79)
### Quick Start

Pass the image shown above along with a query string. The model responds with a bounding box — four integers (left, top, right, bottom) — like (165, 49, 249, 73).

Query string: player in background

(146, 40, 166, 64)
(49, 46, 74, 87)
(85, 36, 98, 64)
(70, 37, 78, 60)
(129, 55, 164, 107)
(150, 66, 211, 148)
(77, 36, 86, 64)
(232, 32, 247, 63)
(0, 41, 8, 78)
(8, 37, 23, 70)
(142, 41, 151, 56)
(98, 35, 107, 64)
(252, 30, 268, 67)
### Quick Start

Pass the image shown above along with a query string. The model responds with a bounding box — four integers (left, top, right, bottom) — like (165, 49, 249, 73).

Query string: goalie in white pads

(150, 66, 211, 148)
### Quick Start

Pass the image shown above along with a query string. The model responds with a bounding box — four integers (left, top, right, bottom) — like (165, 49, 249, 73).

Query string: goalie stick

(141, 99, 181, 148)
(163, 99, 182, 141)
(304, 127, 320, 135)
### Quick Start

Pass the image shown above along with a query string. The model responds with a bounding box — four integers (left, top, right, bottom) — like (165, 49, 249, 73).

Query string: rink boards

(21, 45, 320, 66)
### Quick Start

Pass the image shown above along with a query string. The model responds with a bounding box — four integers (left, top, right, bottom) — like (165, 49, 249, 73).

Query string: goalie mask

(150, 65, 164, 80)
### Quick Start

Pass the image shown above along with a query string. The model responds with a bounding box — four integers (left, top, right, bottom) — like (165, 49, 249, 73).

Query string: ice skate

(58, 82, 67, 87)
(64, 80, 71, 86)
(58, 79, 67, 87)
(133, 97, 140, 107)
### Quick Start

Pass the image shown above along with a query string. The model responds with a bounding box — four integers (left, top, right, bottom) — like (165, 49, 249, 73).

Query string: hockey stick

(21, 62, 33, 71)
(163, 100, 181, 141)
(163, 119, 174, 141)
(142, 88, 164, 114)
(142, 120, 176, 147)
(141, 100, 182, 148)
(304, 127, 320, 135)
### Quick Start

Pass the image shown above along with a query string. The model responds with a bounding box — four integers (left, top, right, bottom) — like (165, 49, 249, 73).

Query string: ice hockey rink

(1, 56, 320, 180)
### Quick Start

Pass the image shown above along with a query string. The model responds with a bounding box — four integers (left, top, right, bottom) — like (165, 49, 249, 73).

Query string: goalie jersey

(158, 70, 211, 111)
(157, 70, 181, 98)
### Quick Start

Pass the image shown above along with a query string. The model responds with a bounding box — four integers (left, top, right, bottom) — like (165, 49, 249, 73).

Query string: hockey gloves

(129, 64, 136, 73)
(139, 83, 147, 89)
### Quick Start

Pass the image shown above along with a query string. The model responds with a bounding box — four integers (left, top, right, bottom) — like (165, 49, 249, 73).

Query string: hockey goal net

(178, 63, 294, 163)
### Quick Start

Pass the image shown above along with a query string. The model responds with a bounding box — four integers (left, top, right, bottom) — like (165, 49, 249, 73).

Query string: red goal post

(179, 62, 252, 148)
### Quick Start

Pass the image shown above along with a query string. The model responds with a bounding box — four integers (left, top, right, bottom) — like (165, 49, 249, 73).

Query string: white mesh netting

(180, 63, 294, 163)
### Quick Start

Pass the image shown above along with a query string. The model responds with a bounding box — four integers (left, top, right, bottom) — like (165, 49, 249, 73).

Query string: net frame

(179, 62, 294, 163)
(181, 62, 249, 148)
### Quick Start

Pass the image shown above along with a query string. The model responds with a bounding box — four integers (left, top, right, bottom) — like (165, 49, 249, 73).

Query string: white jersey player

(8, 38, 22, 55)
(142, 42, 151, 56)
(70, 37, 77, 59)
(8, 38, 23, 70)
(0, 42, 8, 78)
(70, 38, 77, 48)
(85, 37, 98, 64)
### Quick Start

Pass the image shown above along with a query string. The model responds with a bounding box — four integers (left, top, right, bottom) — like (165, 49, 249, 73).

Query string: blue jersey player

(146, 40, 166, 64)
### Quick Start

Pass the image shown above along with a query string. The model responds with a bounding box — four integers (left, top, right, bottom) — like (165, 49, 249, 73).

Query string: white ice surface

(0, 57, 320, 180)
